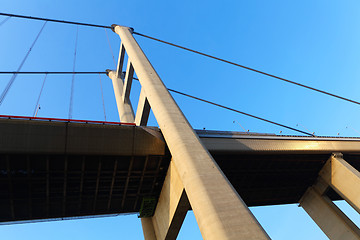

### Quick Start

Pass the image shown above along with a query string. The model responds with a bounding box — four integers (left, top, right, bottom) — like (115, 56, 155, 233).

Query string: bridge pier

(141, 218, 157, 240)
(141, 161, 190, 240)
(300, 153, 360, 240)
(109, 25, 269, 239)
(107, 42, 134, 123)
(319, 153, 360, 213)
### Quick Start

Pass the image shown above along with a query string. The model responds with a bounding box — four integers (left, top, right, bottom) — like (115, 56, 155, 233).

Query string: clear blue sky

(1, 0, 360, 239)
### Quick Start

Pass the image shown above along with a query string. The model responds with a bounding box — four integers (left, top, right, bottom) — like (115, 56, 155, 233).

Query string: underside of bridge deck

(1, 119, 360, 224)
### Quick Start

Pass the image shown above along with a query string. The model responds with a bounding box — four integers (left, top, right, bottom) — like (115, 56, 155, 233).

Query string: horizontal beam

(0, 114, 135, 125)
(198, 131, 360, 153)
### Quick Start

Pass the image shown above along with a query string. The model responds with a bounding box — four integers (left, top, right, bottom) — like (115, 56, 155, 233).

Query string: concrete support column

(107, 70, 134, 123)
(112, 25, 269, 240)
(143, 161, 190, 240)
(141, 218, 157, 240)
(299, 153, 360, 240)
(106, 41, 134, 123)
(319, 152, 360, 214)
(300, 186, 360, 240)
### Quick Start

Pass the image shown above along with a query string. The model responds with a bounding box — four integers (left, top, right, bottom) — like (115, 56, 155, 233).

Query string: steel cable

(33, 73, 47, 117)
(132, 77, 314, 136)
(133, 32, 360, 106)
(2, 12, 360, 106)
(68, 27, 79, 119)
(0, 16, 11, 26)
(0, 21, 47, 105)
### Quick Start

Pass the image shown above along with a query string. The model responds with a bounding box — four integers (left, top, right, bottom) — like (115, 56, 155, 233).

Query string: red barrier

(0, 114, 136, 126)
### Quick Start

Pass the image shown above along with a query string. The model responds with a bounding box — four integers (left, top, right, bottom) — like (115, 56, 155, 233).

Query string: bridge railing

(0, 114, 136, 125)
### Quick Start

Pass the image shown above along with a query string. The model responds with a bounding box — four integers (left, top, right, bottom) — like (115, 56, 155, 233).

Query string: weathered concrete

(147, 161, 190, 240)
(300, 186, 360, 240)
(112, 25, 269, 240)
(319, 153, 360, 214)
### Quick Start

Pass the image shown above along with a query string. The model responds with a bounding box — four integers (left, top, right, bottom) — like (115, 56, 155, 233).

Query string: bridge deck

(1, 119, 360, 223)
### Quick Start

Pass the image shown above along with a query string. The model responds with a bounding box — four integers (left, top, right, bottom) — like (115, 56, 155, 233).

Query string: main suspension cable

(169, 88, 314, 136)
(132, 77, 313, 136)
(0, 12, 111, 29)
(3, 12, 359, 107)
(0, 21, 47, 105)
(133, 32, 360, 106)
(68, 27, 79, 119)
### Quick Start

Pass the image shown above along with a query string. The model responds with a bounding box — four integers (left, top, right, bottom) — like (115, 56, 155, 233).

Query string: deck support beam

(141, 218, 157, 240)
(300, 186, 360, 240)
(142, 161, 190, 240)
(111, 25, 269, 240)
(319, 152, 360, 214)
(299, 153, 360, 240)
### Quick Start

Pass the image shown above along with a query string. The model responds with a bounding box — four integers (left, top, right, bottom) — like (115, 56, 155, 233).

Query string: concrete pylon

(319, 152, 360, 214)
(142, 161, 190, 240)
(300, 153, 360, 240)
(109, 25, 270, 239)
(106, 41, 134, 123)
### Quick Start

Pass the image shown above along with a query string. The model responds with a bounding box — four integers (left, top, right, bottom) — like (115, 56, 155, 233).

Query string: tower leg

(141, 218, 157, 240)
(299, 153, 360, 240)
(319, 153, 360, 214)
(111, 25, 269, 240)
(141, 161, 190, 240)
(300, 186, 360, 240)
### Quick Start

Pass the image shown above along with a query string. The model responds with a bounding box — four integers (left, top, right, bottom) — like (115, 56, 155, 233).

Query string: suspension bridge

(1, 12, 360, 240)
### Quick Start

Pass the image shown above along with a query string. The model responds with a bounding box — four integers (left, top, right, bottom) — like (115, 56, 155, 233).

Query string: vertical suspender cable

(33, 73, 47, 116)
(0, 16, 11, 26)
(68, 26, 78, 119)
(0, 21, 47, 105)
(99, 73, 107, 121)
(104, 29, 116, 68)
